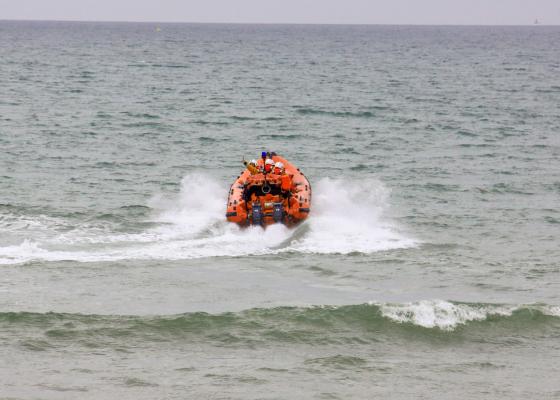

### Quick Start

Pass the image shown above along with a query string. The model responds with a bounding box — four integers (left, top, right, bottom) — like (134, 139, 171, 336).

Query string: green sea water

(1, 21, 559, 399)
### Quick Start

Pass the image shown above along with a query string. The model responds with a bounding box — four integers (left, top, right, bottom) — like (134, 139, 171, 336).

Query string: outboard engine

(251, 202, 263, 225)
(272, 202, 284, 223)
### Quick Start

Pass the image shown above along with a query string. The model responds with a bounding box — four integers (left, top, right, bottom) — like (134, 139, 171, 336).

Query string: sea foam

(0, 173, 415, 264)
(376, 300, 560, 330)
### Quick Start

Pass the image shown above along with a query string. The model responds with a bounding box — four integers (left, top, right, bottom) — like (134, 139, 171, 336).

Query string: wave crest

(2, 302, 558, 349)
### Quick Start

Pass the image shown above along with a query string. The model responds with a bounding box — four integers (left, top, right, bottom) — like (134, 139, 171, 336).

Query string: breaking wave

(0, 174, 415, 265)
(375, 299, 560, 330)
(2, 301, 559, 351)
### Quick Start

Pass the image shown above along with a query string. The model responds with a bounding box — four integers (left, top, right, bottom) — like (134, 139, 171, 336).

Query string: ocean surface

(1, 21, 559, 399)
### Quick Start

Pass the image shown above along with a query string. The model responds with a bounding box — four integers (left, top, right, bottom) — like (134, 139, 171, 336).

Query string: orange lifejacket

(281, 174, 292, 192)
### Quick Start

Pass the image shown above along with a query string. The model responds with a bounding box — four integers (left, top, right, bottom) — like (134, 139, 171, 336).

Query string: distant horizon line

(0, 18, 558, 27)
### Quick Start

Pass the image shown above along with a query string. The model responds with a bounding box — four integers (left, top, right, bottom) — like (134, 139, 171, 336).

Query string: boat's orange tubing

(226, 156, 311, 227)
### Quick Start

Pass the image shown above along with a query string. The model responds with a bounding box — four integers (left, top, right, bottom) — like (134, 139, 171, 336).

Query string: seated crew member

(273, 161, 283, 175)
(243, 159, 260, 175)
(264, 158, 274, 173)
(279, 163, 293, 198)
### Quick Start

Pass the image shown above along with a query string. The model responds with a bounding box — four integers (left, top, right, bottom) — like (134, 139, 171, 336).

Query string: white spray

(0, 173, 416, 264)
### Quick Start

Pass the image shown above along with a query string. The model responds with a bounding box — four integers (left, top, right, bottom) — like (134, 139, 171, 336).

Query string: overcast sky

(1, 0, 559, 25)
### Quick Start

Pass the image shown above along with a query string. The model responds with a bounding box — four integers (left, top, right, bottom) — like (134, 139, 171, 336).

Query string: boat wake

(0, 174, 416, 265)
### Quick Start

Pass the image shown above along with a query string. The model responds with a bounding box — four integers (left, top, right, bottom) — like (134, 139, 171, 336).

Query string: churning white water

(0, 174, 416, 265)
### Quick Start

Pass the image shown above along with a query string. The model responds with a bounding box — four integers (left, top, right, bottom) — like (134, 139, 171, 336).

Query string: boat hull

(226, 156, 311, 227)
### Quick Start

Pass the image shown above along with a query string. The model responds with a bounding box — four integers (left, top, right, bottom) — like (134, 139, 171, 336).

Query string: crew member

(264, 158, 275, 173)
(243, 159, 260, 175)
(273, 161, 284, 175)
(279, 163, 293, 198)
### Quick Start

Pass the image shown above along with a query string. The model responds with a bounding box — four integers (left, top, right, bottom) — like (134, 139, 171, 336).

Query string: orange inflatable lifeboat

(226, 153, 311, 227)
